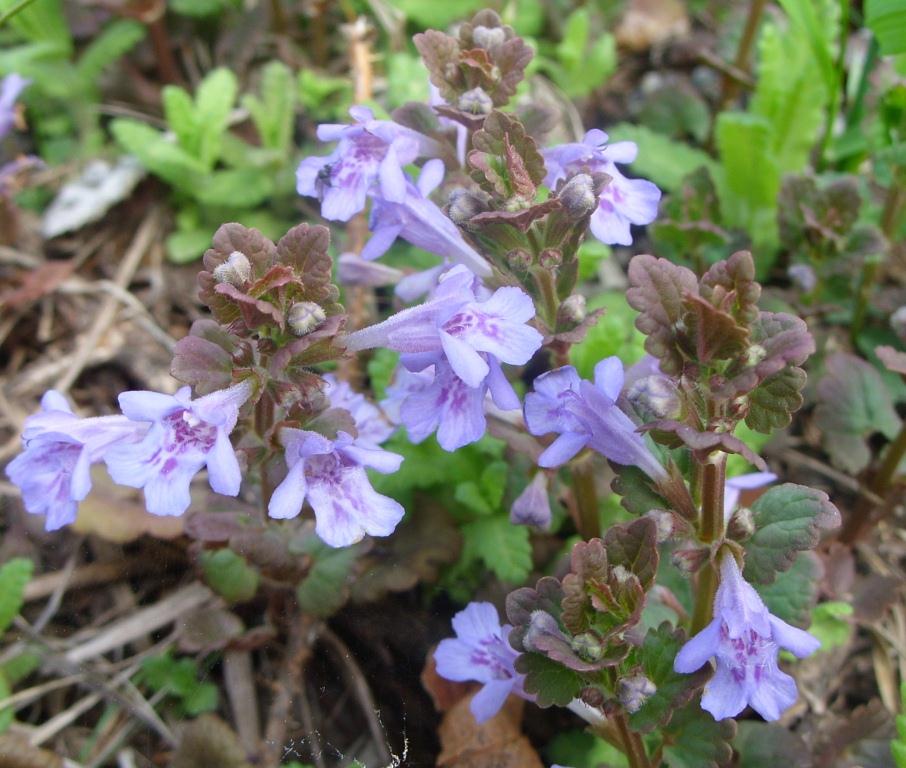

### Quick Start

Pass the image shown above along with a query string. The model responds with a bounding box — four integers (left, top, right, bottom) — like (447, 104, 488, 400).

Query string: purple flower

(6, 391, 146, 531)
(543, 129, 661, 246)
(337, 252, 403, 289)
(104, 381, 252, 517)
(268, 428, 404, 548)
(434, 601, 527, 723)
(322, 373, 393, 447)
(0, 74, 29, 140)
(724, 472, 776, 523)
(361, 160, 492, 278)
(674, 554, 820, 721)
(345, 265, 542, 389)
(510, 473, 551, 528)
(523, 357, 666, 479)
(296, 106, 440, 222)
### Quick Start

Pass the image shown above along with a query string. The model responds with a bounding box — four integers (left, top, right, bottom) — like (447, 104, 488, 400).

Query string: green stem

(0, 0, 39, 26)
(691, 453, 726, 633)
(613, 711, 651, 768)
(535, 267, 560, 331)
(572, 458, 600, 540)
(850, 254, 881, 348)
(255, 393, 276, 516)
(817, 0, 850, 171)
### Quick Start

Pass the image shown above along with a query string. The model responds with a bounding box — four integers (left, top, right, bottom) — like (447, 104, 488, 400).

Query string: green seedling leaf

(808, 601, 853, 653)
(294, 538, 359, 617)
(630, 623, 709, 733)
(545, 729, 629, 768)
(242, 61, 295, 152)
(111, 118, 207, 192)
(867, 0, 906, 56)
(195, 168, 275, 208)
(814, 352, 902, 474)
(200, 549, 259, 603)
(756, 551, 822, 626)
(734, 720, 811, 767)
(140, 652, 218, 716)
(514, 652, 583, 707)
(661, 703, 735, 768)
(0, 558, 33, 635)
(75, 19, 144, 87)
(194, 67, 238, 169)
(743, 484, 841, 584)
(461, 516, 532, 583)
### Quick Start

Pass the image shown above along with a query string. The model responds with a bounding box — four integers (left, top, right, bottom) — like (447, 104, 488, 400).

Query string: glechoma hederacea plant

(6, 9, 844, 765)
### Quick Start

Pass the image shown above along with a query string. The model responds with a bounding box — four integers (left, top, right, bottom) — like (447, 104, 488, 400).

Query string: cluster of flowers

(436, 550, 819, 726)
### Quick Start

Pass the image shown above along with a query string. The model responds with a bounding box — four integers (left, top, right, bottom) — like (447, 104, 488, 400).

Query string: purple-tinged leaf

(603, 517, 659, 589)
(626, 255, 699, 375)
(643, 420, 768, 471)
(699, 250, 760, 324)
(876, 345, 906, 376)
(743, 483, 841, 584)
(468, 110, 546, 201)
(681, 294, 749, 364)
(170, 319, 240, 394)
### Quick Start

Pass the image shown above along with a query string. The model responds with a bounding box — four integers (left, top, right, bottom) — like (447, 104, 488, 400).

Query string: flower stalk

(692, 452, 726, 633)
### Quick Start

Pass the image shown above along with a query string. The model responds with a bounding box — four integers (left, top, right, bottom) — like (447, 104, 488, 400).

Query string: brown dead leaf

(616, 0, 690, 51)
(437, 695, 544, 768)
(72, 468, 184, 542)
(0, 734, 64, 768)
(421, 646, 474, 713)
(171, 714, 252, 768)
(0, 259, 77, 309)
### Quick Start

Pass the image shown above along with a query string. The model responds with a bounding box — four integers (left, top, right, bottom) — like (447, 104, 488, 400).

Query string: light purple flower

(104, 381, 252, 517)
(434, 601, 527, 723)
(510, 473, 551, 528)
(337, 252, 403, 289)
(543, 129, 661, 246)
(674, 554, 820, 721)
(322, 373, 393, 447)
(0, 74, 29, 140)
(361, 160, 491, 278)
(724, 472, 777, 523)
(6, 391, 147, 531)
(296, 106, 439, 222)
(268, 428, 404, 547)
(345, 264, 542, 390)
(524, 357, 666, 479)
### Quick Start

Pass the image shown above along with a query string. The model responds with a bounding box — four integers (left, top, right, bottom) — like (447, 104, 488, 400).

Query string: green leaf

(545, 729, 629, 768)
(480, 461, 508, 509)
(294, 540, 359, 618)
(194, 67, 238, 169)
(630, 624, 708, 733)
(867, 0, 906, 56)
(514, 652, 583, 707)
(0, 670, 11, 733)
(195, 168, 275, 208)
(297, 69, 352, 118)
(605, 123, 719, 191)
(745, 367, 807, 434)
(454, 482, 493, 516)
(390, 0, 485, 28)
(242, 61, 295, 152)
(75, 20, 144, 87)
(170, 0, 235, 16)
(661, 704, 735, 768)
(461, 516, 532, 583)
(366, 349, 398, 401)
(743, 484, 841, 584)
(0, 558, 33, 635)
(200, 549, 259, 603)
(167, 227, 215, 264)
(0, 0, 71, 52)
(139, 652, 218, 716)
(733, 720, 810, 767)
(162, 85, 199, 157)
(715, 112, 780, 251)
(569, 291, 646, 379)
(814, 352, 902, 474)
(808, 601, 853, 652)
(110, 118, 207, 192)
(756, 551, 821, 626)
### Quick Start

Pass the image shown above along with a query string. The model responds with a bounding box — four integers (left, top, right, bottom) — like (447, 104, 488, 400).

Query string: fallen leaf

(616, 0, 690, 51)
(0, 259, 77, 310)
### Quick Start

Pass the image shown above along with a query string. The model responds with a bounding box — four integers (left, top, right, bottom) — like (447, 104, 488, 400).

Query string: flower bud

(579, 686, 605, 708)
(213, 250, 252, 286)
(727, 506, 755, 541)
(338, 253, 403, 288)
(571, 631, 604, 662)
(626, 374, 682, 421)
(287, 301, 326, 336)
(557, 294, 587, 326)
(892, 306, 906, 343)
(539, 248, 562, 270)
(447, 188, 489, 224)
(472, 25, 506, 50)
(559, 173, 598, 219)
(788, 263, 817, 293)
(524, 610, 568, 654)
(510, 473, 551, 528)
(645, 509, 675, 542)
(672, 546, 707, 574)
(506, 248, 533, 271)
(618, 674, 657, 713)
(458, 87, 493, 115)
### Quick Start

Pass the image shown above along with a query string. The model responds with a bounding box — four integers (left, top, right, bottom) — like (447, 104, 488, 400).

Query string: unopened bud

(287, 301, 326, 336)
(559, 173, 598, 218)
(510, 473, 551, 528)
(506, 248, 533, 271)
(611, 565, 631, 585)
(645, 509, 675, 542)
(618, 674, 657, 713)
(539, 248, 562, 270)
(458, 87, 493, 115)
(472, 25, 506, 50)
(627, 374, 682, 421)
(579, 686, 605, 708)
(744, 344, 767, 367)
(788, 263, 817, 293)
(727, 506, 755, 541)
(447, 188, 488, 224)
(524, 610, 567, 654)
(892, 306, 906, 343)
(213, 250, 252, 286)
(672, 546, 707, 574)
(571, 631, 604, 662)
(557, 294, 587, 326)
